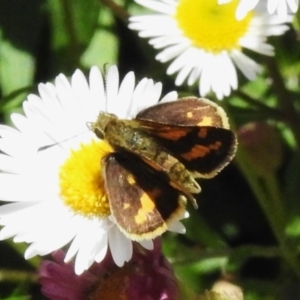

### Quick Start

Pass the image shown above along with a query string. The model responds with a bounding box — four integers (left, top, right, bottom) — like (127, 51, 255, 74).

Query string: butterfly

(91, 97, 237, 241)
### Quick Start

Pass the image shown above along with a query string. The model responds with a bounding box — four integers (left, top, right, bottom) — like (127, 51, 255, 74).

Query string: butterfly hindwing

(144, 125, 236, 178)
(102, 152, 186, 241)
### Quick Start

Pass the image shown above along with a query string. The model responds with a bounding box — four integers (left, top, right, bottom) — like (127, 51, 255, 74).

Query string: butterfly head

(91, 112, 117, 139)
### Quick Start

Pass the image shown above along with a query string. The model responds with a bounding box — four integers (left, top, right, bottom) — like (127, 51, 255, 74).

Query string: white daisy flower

(0, 65, 187, 275)
(129, 0, 292, 100)
(219, 0, 299, 20)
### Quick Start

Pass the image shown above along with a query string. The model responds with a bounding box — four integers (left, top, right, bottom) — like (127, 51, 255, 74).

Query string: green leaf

(0, 33, 35, 101)
(47, 0, 100, 50)
(0, 0, 44, 118)
(81, 8, 118, 68)
(284, 152, 300, 217)
(286, 216, 300, 237)
(47, 0, 101, 70)
(184, 208, 226, 248)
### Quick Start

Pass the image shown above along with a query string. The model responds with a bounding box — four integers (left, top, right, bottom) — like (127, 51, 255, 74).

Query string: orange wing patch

(198, 128, 208, 138)
(154, 128, 190, 140)
(209, 141, 222, 150)
(181, 142, 223, 161)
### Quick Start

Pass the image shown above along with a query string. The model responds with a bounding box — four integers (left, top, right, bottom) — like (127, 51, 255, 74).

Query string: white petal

(106, 66, 120, 114)
(0, 226, 21, 240)
(268, 0, 281, 14)
(131, 79, 163, 116)
(138, 239, 154, 250)
(116, 71, 136, 118)
(236, 0, 259, 20)
(71, 69, 93, 124)
(160, 91, 178, 103)
(0, 174, 46, 201)
(129, 78, 150, 117)
(94, 233, 109, 262)
(287, 0, 299, 12)
(134, 0, 176, 14)
(24, 222, 75, 258)
(231, 50, 262, 80)
(156, 42, 190, 63)
(0, 202, 40, 220)
(109, 226, 132, 266)
(89, 66, 106, 114)
(174, 60, 195, 86)
(167, 220, 186, 233)
(167, 48, 200, 75)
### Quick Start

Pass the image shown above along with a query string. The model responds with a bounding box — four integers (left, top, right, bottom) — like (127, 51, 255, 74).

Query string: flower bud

(238, 122, 283, 176)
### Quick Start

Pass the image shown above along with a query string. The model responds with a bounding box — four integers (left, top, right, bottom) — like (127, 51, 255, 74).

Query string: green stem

(187, 209, 227, 248)
(0, 269, 38, 283)
(223, 94, 300, 280)
(61, 0, 81, 68)
(263, 174, 286, 231)
(6, 240, 41, 269)
(234, 90, 283, 120)
(178, 278, 197, 300)
(265, 57, 300, 149)
(99, 0, 130, 23)
(173, 245, 281, 265)
(236, 147, 300, 280)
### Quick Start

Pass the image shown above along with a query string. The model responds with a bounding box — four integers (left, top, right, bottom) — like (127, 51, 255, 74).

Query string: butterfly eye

(94, 127, 105, 139)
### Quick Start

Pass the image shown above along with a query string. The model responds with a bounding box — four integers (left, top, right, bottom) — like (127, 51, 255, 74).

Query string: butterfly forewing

(137, 97, 229, 128)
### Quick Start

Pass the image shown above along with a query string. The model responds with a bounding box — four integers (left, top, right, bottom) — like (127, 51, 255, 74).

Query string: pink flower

(39, 239, 180, 300)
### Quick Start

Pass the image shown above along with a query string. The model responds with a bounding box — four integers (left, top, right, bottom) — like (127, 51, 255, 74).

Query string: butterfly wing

(103, 152, 187, 241)
(136, 97, 237, 178)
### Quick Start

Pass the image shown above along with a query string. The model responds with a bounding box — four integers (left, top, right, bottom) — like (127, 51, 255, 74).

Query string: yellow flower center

(175, 0, 253, 52)
(59, 140, 113, 217)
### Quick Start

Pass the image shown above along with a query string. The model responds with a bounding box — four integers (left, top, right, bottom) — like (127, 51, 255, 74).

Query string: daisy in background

(0, 65, 186, 275)
(129, 0, 292, 100)
(219, 0, 299, 20)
